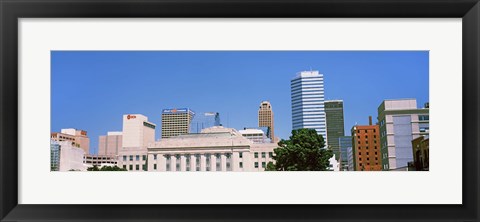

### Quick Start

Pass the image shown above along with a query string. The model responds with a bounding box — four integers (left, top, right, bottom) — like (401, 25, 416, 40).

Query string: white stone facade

(146, 126, 277, 172)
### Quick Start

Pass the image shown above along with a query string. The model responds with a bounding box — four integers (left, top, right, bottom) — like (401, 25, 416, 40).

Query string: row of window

(357, 135, 377, 139)
(123, 155, 147, 162)
(358, 146, 377, 150)
(254, 162, 267, 168)
(254, 152, 273, 158)
(358, 157, 379, 161)
(355, 129, 376, 134)
(358, 162, 379, 166)
(357, 140, 377, 144)
(122, 164, 147, 171)
(358, 151, 378, 156)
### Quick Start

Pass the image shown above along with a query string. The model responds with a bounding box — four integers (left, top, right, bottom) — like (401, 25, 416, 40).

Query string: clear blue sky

(51, 51, 429, 154)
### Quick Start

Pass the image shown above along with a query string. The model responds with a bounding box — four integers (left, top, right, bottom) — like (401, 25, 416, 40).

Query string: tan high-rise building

(258, 101, 274, 142)
(161, 108, 195, 138)
(98, 131, 123, 156)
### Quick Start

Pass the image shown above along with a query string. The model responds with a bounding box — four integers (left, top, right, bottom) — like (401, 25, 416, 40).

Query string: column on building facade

(243, 150, 253, 171)
(148, 154, 155, 171)
(158, 154, 166, 171)
(180, 155, 186, 171)
(190, 154, 196, 171)
(232, 151, 240, 171)
(170, 156, 176, 172)
(200, 154, 207, 171)
(221, 153, 227, 172)
(210, 153, 217, 171)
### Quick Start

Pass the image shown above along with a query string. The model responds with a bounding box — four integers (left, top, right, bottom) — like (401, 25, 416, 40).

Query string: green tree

(87, 165, 127, 171)
(266, 128, 333, 171)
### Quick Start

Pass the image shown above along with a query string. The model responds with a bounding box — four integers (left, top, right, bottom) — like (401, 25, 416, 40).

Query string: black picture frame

(1, 0, 479, 221)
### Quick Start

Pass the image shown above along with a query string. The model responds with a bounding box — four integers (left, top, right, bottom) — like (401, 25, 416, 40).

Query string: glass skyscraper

(190, 112, 221, 133)
(291, 70, 327, 142)
(338, 136, 352, 171)
(50, 140, 61, 171)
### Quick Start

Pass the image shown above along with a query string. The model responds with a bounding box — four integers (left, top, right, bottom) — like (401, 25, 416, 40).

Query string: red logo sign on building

(127, 114, 136, 120)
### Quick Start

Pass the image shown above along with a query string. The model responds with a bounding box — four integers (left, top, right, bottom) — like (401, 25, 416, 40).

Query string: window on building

(239, 162, 243, 168)
(358, 141, 361, 144)
(367, 152, 369, 155)
(239, 152, 243, 158)
(142, 155, 146, 161)
(166, 164, 170, 171)
(262, 162, 266, 168)
(153, 154, 157, 160)
(269, 152, 273, 158)
(123, 165, 126, 169)
(254, 152, 258, 158)
(136, 165, 139, 170)
(129, 165, 133, 171)
(419, 115, 429, 121)
(261, 152, 266, 158)
(359, 152, 361, 155)
(226, 153, 231, 159)
(153, 164, 157, 170)
(136, 155, 140, 161)
(129, 155, 133, 161)
(123, 156, 127, 161)
(365, 130, 367, 133)
(255, 162, 259, 168)
(142, 164, 147, 171)
(359, 158, 362, 161)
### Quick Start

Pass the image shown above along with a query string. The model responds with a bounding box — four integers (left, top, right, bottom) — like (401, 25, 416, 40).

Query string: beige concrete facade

(98, 132, 123, 156)
(377, 99, 429, 170)
(56, 140, 87, 171)
(122, 114, 156, 148)
(118, 147, 148, 171)
(84, 154, 118, 168)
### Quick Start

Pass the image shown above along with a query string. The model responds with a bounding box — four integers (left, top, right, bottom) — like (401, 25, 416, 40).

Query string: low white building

(239, 128, 271, 144)
(54, 140, 87, 171)
(146, 126, 277, 172)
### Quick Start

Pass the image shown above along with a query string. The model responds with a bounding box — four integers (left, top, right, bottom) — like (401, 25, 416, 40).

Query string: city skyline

(52, 51, 429, 154)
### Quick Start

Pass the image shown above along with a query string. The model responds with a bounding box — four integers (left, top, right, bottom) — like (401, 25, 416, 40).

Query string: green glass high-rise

(325, 100, 345, 161)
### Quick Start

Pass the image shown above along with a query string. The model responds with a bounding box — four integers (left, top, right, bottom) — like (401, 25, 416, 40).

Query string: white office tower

(291, 70, 327, 142)
(122, 114, 156, 148)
